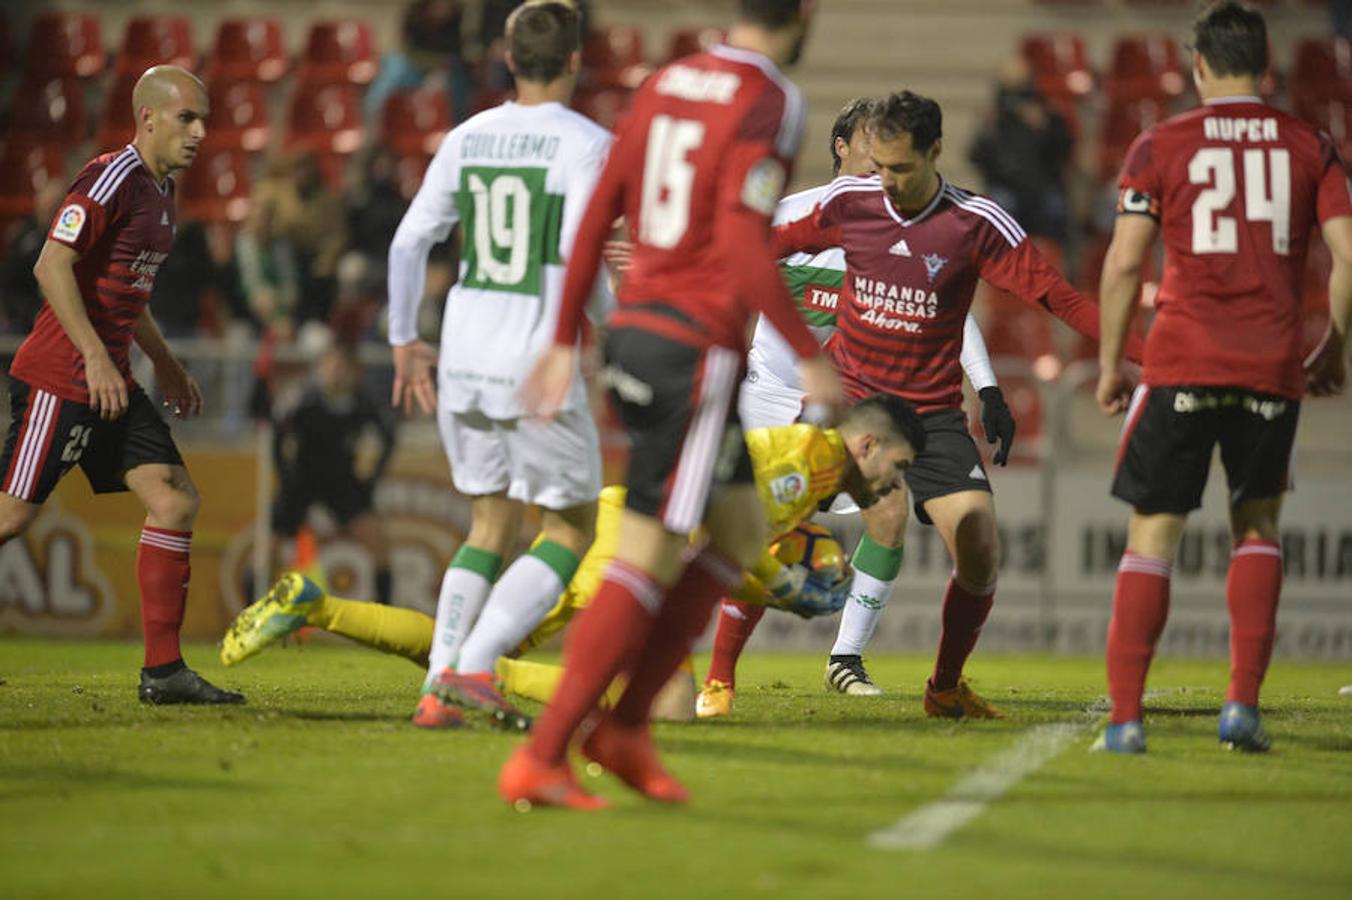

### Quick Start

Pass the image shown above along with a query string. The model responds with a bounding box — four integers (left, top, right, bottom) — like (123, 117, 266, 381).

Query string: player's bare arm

(1305, 215, 1352, 397)
(1096, 213, 1159, 415)
(31, 239, 127, 420)
(134, 309, 202, 418)
(390, 340, 439, 417)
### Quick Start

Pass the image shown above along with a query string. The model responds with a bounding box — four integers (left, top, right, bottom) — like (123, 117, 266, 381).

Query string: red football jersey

(10, 145, 176, 404)
(775, 175, 1116, 411)
(554, 45, 817, 358)
(1117, 96, 1352, 399)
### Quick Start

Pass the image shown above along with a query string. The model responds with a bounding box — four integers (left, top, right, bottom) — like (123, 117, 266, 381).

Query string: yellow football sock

(315, 595, 434, 667)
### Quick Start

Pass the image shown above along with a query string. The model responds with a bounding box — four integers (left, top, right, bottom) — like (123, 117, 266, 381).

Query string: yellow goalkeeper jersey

(745, 423, 849, 540)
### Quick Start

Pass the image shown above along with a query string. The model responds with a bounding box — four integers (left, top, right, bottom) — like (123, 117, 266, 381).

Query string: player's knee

(0, 501, 39, 543)
(954, 515, 1000, 585)
(145, 481, 201, 530)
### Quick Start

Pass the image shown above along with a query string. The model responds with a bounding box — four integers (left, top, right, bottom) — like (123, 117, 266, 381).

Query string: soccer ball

(770, 522, 851, 586)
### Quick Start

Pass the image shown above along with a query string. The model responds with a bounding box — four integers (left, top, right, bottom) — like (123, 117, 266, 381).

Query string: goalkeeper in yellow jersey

(221, 394, 926, 726)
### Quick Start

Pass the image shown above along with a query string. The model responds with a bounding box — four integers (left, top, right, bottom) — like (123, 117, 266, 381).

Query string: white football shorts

(438, 406, 602, 510)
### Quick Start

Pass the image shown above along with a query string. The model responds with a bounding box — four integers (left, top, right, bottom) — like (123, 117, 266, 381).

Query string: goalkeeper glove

(978, 385, 1017, 466)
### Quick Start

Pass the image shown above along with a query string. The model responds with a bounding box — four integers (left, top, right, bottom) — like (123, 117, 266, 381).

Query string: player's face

(871, 131, 940, 213)
(858, 434, 915, 500)
(153, 81, 209, 173)
(836, 127, 875, 178)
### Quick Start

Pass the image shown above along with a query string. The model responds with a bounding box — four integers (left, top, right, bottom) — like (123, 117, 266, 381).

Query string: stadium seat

(582, 25, 652, 90)
(1105, 35, 1186, 101)
(383, 88, 453, 157)
(1290, 38, 1352, 112)
(1020, 33, 1094, 99)
(9, 77, 88, 146)
(23, 11, 105, 79)
(666, 26, 725, 61)
(287, 83, 364, 156)
(1098, 96, 1171, 180)
(207, 81, 273, 154)
(208, 18, 288, 84)
(572, 87, 633, 131)
(95, 75, 138, 152)
(178, 146, 252, 224)
(116, 15, 195, 77)
(0, 142, 67, 224)
(296, 19, 378, 86)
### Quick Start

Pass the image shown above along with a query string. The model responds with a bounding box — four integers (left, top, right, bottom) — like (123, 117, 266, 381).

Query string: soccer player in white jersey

(385, 1, 612, 728)
(697, 98, 1015, 715)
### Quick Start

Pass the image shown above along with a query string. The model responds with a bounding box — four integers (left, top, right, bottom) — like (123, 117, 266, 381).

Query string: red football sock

(137, 527, 192, 668)
(526, 562, 662, 766)
(1106, 552, 1172, 724)
(611, 547, 742, 728)
(1226, 539, 1282, 706)
(706, 599, 766, 689)
(930, 574, 996, 691)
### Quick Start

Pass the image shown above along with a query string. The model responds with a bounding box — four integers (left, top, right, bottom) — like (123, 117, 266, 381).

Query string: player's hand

(1096, 365, 1134, 416)
(391, 341, 438, 417)
(521, 344, 577, 420)
(978, 385, 1017, 466)
(1304, 324, 1348, 398)
(602, 240, 634, 273)
(154, 358, 204, 419)
(84, 351, 128, 420)
(797, 355, 846, 426)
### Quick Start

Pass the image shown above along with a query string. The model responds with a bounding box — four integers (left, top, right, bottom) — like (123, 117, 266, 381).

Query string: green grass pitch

(2, 638, 1350, 899)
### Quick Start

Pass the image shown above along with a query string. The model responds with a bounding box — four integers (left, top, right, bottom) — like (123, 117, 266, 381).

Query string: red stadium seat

(583, 25, 652, 90)
(383, 89, 453, 157)
(287, 83, 364, 155)
(23, 11, 104, 79)
(296, 19, 378, 86)
(9, 77, 88, 146)
(1291, 38, 1352, 111)
(1098, 96, 1171, 181)
(1020, 33, 1094, 100)
(208, 18, 288, 84)
(667, 26, 725, 61)
(0, 142, 67, 224)
(572, 87, 633, 131)
(178, 146, 252, 224)
(95, 75, 138, 153)
(1106, 35, 1186, 101)
(117, 15, 195, 77)
(207, 81, 273, 154)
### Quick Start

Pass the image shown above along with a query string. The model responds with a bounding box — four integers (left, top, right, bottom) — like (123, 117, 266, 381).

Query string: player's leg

(827, 486, 907, 696)
(1095, 386, 1211, 752)
(1214, 392, 1298, 752)
(0, 380, 79, 542)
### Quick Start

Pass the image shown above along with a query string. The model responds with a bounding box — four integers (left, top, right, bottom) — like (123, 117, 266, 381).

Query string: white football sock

(424, 566, 493, 688)
(830, 570, 896, 657)
(455, 555, 566, 675)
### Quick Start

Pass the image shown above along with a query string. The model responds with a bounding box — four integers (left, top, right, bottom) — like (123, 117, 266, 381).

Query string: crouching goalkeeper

(220, 395, 926, 724)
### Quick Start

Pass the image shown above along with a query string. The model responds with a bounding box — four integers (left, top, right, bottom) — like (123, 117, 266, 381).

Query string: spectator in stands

(236, 199, 301, 339)
(254, 151, 349, 328)
(345, 147, 409, 282)
(0, 180, 63, 335)
(969, 57, 1074, 245)
(365, 0, 473, 123)
(151, 222, 245, 338)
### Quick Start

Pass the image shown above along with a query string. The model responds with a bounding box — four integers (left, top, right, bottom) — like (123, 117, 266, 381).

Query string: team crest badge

(922, 252, 947, 282)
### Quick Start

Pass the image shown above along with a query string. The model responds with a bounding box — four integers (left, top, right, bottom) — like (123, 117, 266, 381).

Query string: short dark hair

(870, 91, 943, 153)
(1193, 1, 1268, 79)
(829, 97, 874, 174)
(506, 1, 581, 83)
(843, 394, 927, 455)
(739, 0, 805, 28)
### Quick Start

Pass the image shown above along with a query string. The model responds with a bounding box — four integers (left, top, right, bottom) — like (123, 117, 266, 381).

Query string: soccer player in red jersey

(774, 91, 1143, 718)
(499, 0, 844, 810)
(1094, 1, 1352, 754)
(0, 66, 243, 705)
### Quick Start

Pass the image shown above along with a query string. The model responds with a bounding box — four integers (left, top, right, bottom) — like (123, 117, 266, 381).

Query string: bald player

(1, 66, 243, 704)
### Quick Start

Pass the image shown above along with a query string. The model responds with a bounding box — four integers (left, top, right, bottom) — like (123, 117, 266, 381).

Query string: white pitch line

(868, 691, 1178, 852)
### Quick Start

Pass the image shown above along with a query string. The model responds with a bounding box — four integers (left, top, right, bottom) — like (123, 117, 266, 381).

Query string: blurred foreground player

(502, 0, 844, 809)
(1094, 1, 1352, 753)
(0, 66, 243, 704)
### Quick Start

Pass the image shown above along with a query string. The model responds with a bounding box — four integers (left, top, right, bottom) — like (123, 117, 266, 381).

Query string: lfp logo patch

(770, 472, 806, 505)
(52, 204, 86, 243)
